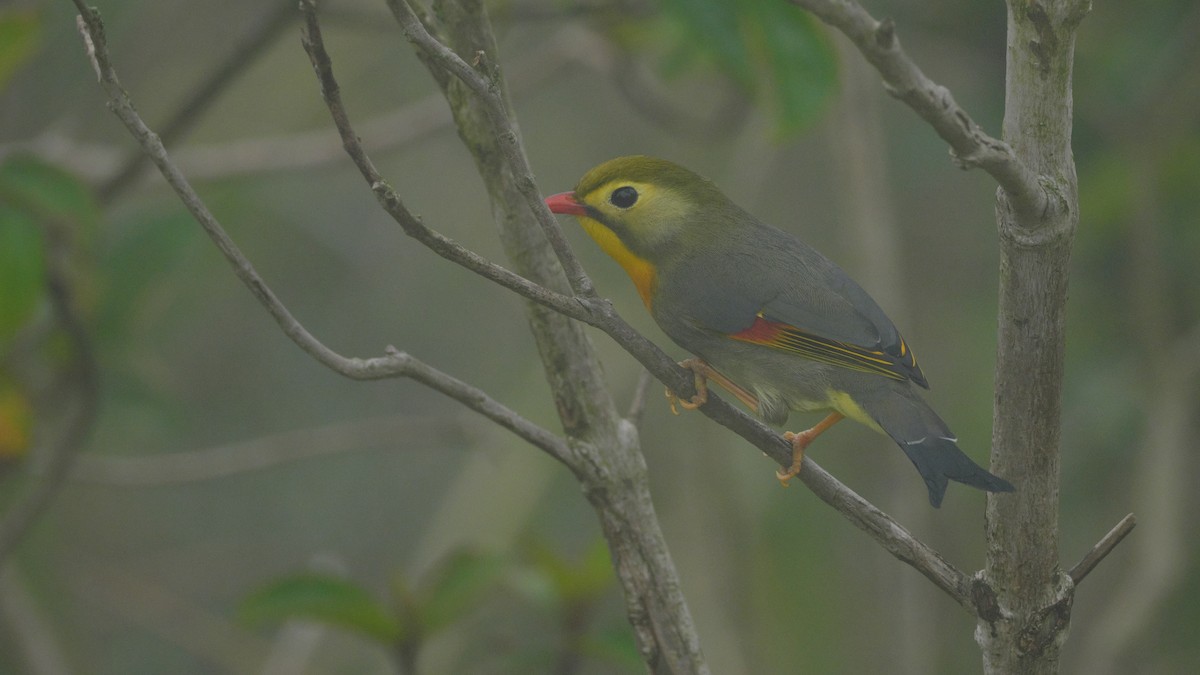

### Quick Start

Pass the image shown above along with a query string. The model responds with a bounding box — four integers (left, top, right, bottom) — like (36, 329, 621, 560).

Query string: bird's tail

(854, 384, 1014, 507)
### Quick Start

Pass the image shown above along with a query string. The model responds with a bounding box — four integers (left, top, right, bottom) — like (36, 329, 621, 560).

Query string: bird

(544, 155, 1014, 507)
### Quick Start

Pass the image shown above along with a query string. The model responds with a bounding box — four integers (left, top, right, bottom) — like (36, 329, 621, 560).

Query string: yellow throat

(577, 215, 657, 310)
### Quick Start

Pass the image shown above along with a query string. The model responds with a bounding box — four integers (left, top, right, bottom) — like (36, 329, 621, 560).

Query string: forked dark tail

(897, 436, 1014, 507)
(857, 384, 1014, 507)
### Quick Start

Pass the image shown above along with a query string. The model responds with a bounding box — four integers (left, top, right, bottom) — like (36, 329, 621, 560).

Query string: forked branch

(69, 0, 575, 473)
(790, 0, 1048, 223)
(383, 0, 596, 298)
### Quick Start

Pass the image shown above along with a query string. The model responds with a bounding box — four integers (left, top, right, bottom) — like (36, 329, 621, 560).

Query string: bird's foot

(666, 358, 709, 415)
(666, 358, 761, 415)
(775, 431, 807, 487)
(774, 412, 846, 487)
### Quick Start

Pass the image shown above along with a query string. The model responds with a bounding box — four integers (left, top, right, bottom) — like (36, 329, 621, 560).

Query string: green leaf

(652, 0, 838, 136)
(524, 538, 614, 605)
(750, 1, 838, 136)
(0, 154, 100, 230)
(0, 205, 44, 344)
(0, 155, 98, 347)
(566, 537, 615, 603)
(659, 0, 753, 84)
(0, 9, 39, 91)
(96, 208, 200, 339)
(239, 574, 402, 644)
(418, 550, 507, 634)
(581, 622, 643, 669)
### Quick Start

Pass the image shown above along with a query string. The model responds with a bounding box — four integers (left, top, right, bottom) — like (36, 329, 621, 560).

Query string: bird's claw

(775, 466, 801, 487)
(666, 360, 709, 415)
(773, 413, 844, 487)
(665, 386, 707, 415)
(776, 430, 804, 487)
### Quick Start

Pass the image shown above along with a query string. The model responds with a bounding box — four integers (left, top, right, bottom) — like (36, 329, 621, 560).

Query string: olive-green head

(545, 155, 739, 261)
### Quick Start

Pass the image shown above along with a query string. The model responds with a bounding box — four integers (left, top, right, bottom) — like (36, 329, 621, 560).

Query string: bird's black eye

(610, 186, 639, 209)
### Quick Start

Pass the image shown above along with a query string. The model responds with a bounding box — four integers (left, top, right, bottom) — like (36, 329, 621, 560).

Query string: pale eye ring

(610, 186, 639, 209)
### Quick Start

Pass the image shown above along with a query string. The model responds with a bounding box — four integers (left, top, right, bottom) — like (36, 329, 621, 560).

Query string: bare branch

(789, 0, 1048, 223)
(296, 5, 594, 324)
(69, 0, 576, 473)
(382, 0, 596, 297)
(798, 458, 974, 607)
(69, 415, 471, 486)
(1068, 514, 1137, 585)
(7, 29, 583, 184)
(98, 0, 297, 203)
(384, 347, 579, 468)
(74, 1, 373, 376)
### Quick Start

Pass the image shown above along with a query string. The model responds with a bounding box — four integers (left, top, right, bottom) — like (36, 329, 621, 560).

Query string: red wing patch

(730, 315, 927, 386)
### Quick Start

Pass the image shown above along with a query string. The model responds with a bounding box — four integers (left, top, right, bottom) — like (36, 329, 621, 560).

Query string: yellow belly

(823, 389, 885, 435)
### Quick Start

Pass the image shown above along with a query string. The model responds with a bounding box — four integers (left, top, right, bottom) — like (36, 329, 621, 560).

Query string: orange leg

(666, 358, 761, 414)
(776, 412, 845, 487)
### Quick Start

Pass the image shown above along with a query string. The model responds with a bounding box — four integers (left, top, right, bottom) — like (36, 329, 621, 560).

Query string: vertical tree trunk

(409, 2, 708, 671)
(979, 1, 1088, 672)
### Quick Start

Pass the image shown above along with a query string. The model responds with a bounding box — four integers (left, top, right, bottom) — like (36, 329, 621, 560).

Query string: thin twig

(1068, 513, 1137, 585)
(5, 28, 584, 184)
(789, 0, 1048, 223)
(98, 0, 297, 203)
(297, 3, 592, 324)
(69, 1, 576, 472)
(382, 0, 597, 298)
(70, 414, 471, 486)
(297, 0, 698, 413)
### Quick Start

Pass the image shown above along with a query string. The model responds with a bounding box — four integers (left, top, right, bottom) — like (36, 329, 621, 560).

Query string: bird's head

(545, 155, 732, 261)
(545, 156, 737, 308)
(549, 154, 734, 305)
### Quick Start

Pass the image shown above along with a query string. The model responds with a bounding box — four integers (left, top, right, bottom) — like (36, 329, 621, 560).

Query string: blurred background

(1, 0, 1197, 673)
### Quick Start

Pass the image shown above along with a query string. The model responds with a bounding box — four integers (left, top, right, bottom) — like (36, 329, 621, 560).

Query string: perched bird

(545, 156, 1013, 507)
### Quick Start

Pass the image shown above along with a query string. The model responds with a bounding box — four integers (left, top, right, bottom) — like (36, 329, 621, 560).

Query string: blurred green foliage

(0, 201, 42, 344)
(0, 154, 94, 340)
(649, 0, 838, 135)
(0, 154, 97, 342)
(241, 573, 405, 643)
(0, 9, 38, 90)
(399, 549, 507, 638)
(0, 153, 97, 473)
(238, 544, 634, 672)
(0, 376, 32, 464)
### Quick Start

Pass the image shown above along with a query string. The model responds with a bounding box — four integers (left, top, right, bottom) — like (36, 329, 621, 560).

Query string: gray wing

(670, 223, 928, 387)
